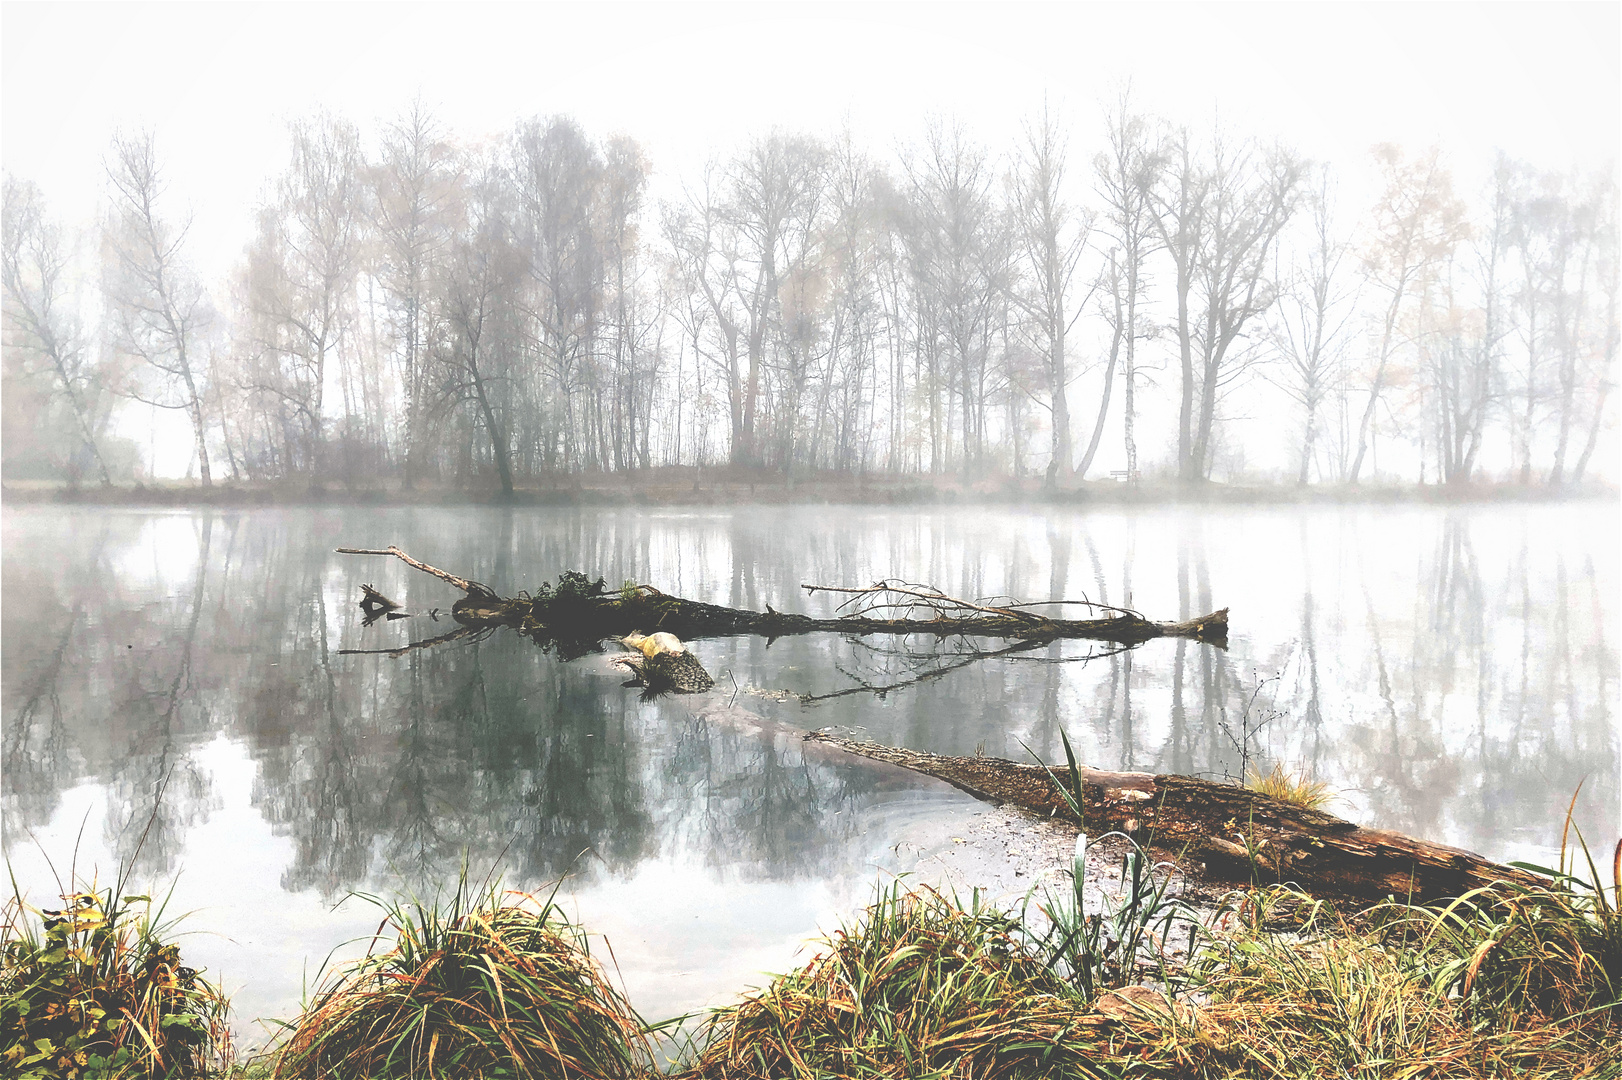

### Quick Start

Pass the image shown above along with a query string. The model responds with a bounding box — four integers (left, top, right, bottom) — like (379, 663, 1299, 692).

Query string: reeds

(1022, 831, 1201, 1001)
(1, 883, 232, 1079)
(269, 876, 652, 1079)
(10, 801, 1618, 1080)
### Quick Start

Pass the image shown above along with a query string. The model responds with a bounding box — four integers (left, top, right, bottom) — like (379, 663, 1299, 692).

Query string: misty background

(3, 3, 1618, 490)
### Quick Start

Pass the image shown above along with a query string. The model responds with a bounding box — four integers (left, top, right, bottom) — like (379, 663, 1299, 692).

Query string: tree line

(3, 100, 1616, 492)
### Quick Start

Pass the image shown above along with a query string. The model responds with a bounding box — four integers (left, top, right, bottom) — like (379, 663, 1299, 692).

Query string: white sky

(5, 1, 1618, 282)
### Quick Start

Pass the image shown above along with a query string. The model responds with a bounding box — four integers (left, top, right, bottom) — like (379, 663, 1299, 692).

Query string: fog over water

(4, 502, 1616, 1037)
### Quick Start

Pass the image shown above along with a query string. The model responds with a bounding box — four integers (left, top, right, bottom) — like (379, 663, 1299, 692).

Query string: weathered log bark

(803, 733, 1546, 905)
(335, 546, 1228, 648)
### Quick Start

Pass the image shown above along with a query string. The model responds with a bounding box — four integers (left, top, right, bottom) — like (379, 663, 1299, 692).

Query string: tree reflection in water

(2, 503, 1615, 906)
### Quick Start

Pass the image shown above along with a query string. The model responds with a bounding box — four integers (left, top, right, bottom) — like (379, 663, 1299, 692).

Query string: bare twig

(804, 579, 1048, 623)
(1000, 597, 1146, 619)
(337, 625, 490, 657)
(799, 639, 1048, 702)
(335, 547, 496, 598)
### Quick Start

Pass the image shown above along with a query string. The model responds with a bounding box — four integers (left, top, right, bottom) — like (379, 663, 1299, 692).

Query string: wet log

(334, 546, 1228, 648)
(803, 732, 1546, 905)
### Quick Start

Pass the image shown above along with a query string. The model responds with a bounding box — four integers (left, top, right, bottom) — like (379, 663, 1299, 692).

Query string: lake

(3, 501, 1617, 1044)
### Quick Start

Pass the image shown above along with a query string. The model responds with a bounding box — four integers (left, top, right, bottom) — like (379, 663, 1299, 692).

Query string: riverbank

(8, 803, 1616, 1079)
(4, 469, 1616, 508)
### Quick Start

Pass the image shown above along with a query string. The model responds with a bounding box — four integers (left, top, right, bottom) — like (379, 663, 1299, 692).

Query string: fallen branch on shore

(803, 732, 1546, 904)
(334, 546, 1228, 648)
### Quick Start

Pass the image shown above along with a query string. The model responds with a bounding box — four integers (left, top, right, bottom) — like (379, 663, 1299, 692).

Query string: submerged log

(803, 732, 1546, 905)
(334, 546, 1228, 648)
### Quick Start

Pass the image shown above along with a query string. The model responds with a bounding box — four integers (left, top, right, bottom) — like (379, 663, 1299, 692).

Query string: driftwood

(334, 546, 1228, 648)
(803, 732, 1546, 905)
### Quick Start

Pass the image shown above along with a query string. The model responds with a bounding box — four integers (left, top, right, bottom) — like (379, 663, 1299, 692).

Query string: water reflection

(3, 503, 1617, 1028)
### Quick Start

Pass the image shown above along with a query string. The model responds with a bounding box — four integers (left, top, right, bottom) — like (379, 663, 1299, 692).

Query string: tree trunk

(1050, 314, 1072, 483)
(1078, 265, 1122, 481)
(806, 734, 1549, 905)
(1571, 377, 1612, 484)
(1174, 261, 1195, 481)
(466, 339, 513, 499)
(1298, 398, 1318, 485)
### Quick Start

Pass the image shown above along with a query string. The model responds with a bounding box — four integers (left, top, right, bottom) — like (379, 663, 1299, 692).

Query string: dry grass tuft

(1191, 891, 1617, 1078)
(675, 883, 1113, 1080)
(270, 878, 652, 1079)
(1246, 763, 1335, 811)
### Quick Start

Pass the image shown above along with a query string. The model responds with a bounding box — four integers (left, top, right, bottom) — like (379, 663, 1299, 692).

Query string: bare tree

(3, 177, 114, 484)
(810, 130, 883, 473)
(372, 100, 457, 488)
(600, 136, 653, 470)
(1348, 145, 1468, 483)
(1570, 170, 1618, 484)
(1268, 167, 1356, 484)
(247, 116, 368, 483)
(666, 135, 827, 469)
(1153, 129, 1302, 480)
(1545, 171, 1612, 488)
(439, 160, 520, 497)
(1009, 103, 1094, 485)
(1148, 126, 1207, 481)
(104, 131, 212, 484)
(511, 116, 607, 472)
(1430, 160, 1511, 484)
(1092, 99, 1161, 480)
(901, 120, 1008, 477)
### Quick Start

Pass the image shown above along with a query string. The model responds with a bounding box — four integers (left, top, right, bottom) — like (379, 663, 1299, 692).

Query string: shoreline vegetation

(6, 546, 1617, 1075)
(3, 469, 1618, 509)
(6, 785, 1618, 1079)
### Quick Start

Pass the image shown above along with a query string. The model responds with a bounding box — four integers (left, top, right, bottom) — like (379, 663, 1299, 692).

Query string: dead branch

(334, 546, 1228, 649)
(335, 547, 497, 598)
(805, 579, 1047, 623)
(804, 732, 1547, 904)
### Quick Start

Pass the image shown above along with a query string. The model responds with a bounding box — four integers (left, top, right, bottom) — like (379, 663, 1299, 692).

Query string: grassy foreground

(269, 879, 652, 1078)
(5, 835, 1619, 1079)
(1, 886, 232, 1079)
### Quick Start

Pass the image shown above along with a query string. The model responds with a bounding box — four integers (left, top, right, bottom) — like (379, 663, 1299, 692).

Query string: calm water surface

(4, 502, 1617, 1041)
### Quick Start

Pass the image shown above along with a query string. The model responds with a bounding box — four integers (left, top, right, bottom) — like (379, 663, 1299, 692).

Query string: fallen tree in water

(802, 732, 1548, 905)
(334, 546, 1228, 649)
